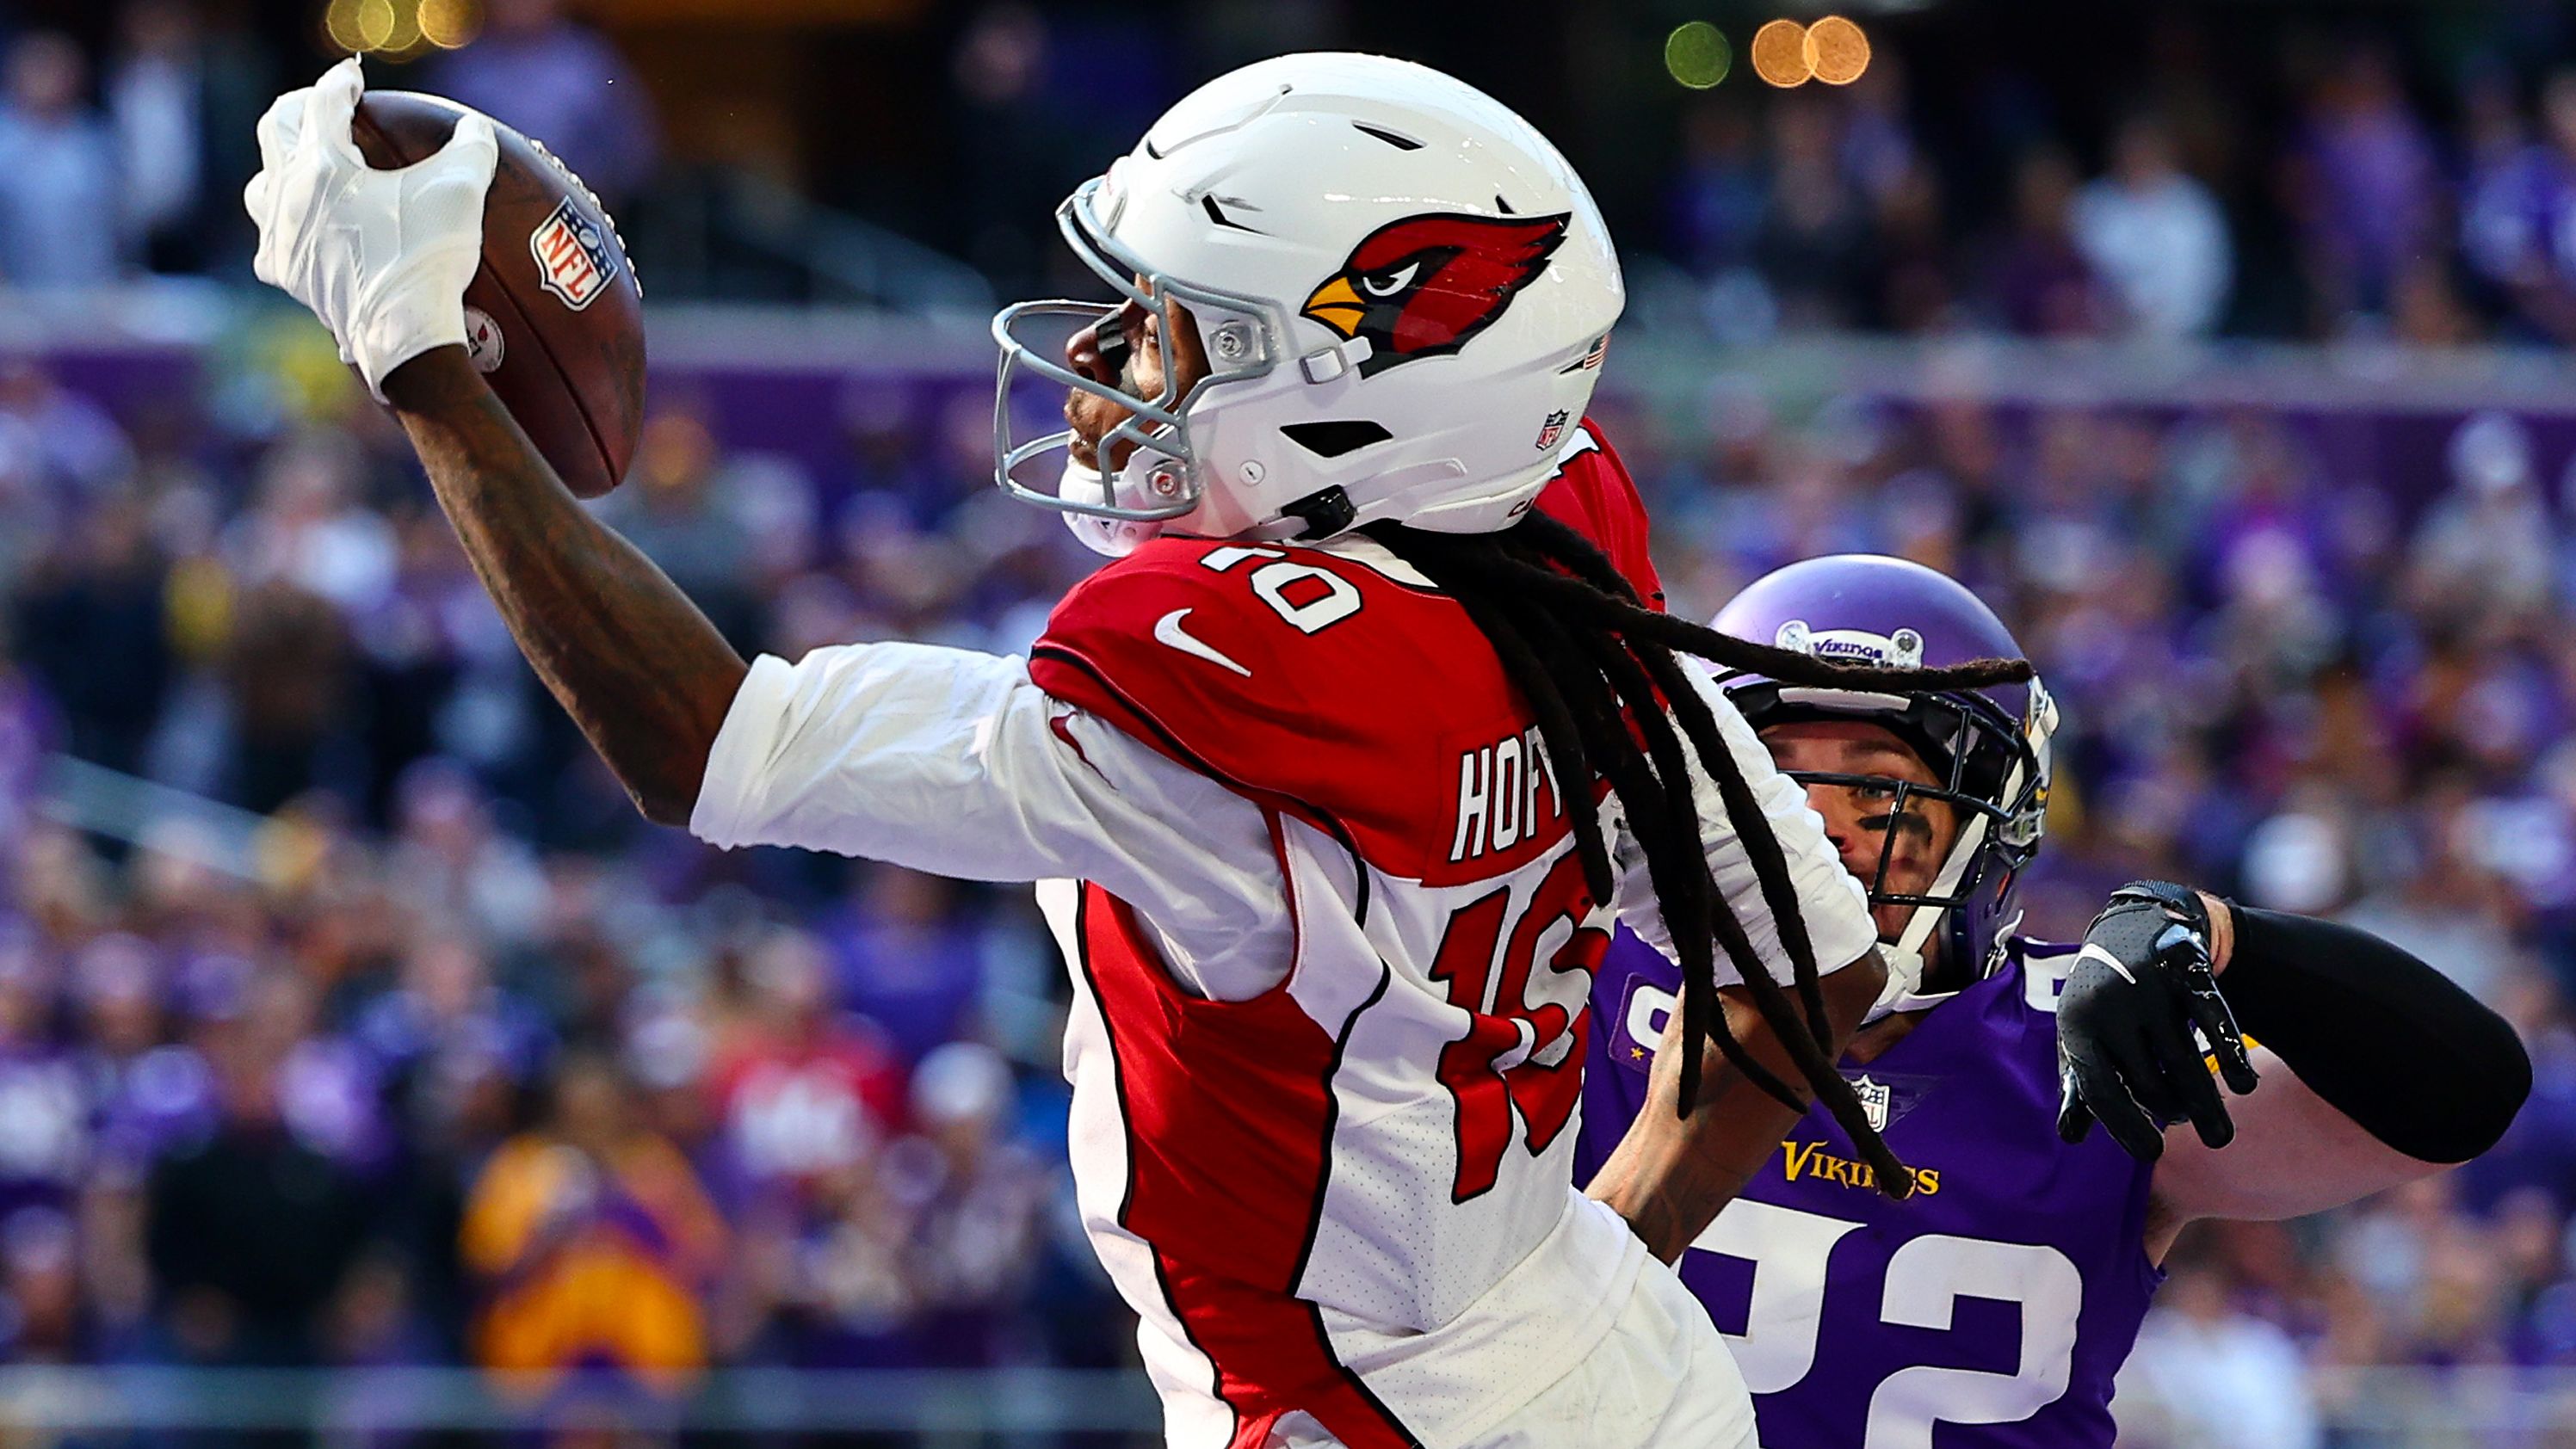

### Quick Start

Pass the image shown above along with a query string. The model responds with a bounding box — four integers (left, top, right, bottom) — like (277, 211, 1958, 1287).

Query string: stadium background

(0, 0, 2567, 1444)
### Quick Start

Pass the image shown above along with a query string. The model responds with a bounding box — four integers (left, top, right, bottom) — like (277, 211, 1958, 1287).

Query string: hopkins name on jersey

(1575, 928, 2161, 1449)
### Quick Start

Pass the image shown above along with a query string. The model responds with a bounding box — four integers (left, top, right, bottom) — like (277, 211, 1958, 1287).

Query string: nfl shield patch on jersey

(528, 197, 620, 311)
(1850, 1074, 1892, 1132)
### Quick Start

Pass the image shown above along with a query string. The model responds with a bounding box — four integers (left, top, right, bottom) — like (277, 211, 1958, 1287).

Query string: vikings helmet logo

(1299, 212, 1570, 377)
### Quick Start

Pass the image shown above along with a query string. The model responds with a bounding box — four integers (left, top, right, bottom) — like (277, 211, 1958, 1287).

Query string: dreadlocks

(1370, 512, 2031, 1199)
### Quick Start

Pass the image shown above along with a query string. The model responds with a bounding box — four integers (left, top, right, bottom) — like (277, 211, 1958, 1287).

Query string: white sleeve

(1612, 666, 1879, 983)
(689, 643, 1292, 999)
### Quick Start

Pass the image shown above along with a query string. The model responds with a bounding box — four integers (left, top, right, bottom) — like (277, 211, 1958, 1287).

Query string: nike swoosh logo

(1153, 608, 1251, 678)
(2076, 942, 2138, 984)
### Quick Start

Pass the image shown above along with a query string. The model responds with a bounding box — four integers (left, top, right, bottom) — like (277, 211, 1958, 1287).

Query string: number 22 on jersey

(1700, 1199, 2084, 1449)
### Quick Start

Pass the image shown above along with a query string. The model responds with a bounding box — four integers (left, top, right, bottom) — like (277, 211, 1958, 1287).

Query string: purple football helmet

(1711, 554, 2056, 990)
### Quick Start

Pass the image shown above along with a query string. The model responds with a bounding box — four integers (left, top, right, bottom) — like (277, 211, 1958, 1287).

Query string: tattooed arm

(383, 348, 746, 824)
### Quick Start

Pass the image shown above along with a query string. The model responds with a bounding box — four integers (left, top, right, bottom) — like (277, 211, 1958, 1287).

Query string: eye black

(1095, 323, 1133, 373)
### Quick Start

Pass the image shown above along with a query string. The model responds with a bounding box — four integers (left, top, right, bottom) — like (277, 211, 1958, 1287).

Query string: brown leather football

(349, 91, 645, 499)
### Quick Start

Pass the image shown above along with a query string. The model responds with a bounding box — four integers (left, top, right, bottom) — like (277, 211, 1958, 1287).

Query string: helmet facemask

(992, 176, 1301, 555)
(1736, 681, 2054, 1000)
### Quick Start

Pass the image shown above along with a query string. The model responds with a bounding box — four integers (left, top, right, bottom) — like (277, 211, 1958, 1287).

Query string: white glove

(243, 58, 497, 399)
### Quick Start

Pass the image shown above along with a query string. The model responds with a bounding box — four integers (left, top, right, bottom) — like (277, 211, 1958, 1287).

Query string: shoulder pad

(1534, 421, 1664, 613)
(1035, 538, 1293, 706)
(1031, 538, 1575, 883)
(2011, 936, 2079, 1013)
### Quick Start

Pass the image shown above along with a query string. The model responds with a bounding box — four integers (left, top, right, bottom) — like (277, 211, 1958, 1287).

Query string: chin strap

(1874, 739, 2031, 1022)
(1868, 803, 1991, 1023)
(1860, 941, 1948, 1025)
(1282, 486, 1357, 540)
(1054, 460, 1164, 557)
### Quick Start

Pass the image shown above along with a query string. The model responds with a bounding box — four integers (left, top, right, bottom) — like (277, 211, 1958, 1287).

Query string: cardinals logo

(1300, 212, 1570, 377)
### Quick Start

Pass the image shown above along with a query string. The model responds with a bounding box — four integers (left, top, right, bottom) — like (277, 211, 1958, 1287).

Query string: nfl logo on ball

(528, 197, 618, 311)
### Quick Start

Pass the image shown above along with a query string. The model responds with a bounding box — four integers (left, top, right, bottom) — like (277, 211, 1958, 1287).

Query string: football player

(1576, 553, 2532, 1448)
(243, 54, 2025, 1449)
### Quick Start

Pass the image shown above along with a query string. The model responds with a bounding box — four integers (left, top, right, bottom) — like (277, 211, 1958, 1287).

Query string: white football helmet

(993, 52, 1625, 556)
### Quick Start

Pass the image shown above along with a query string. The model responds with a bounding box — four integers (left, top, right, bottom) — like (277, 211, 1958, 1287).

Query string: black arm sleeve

(2221, 905, 2531, 1162)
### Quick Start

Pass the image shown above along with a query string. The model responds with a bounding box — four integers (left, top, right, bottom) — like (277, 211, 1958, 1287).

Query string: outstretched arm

(2055, 884, 2531, 1257)
(241, 59, 744, 823)
(385, 348, 745, 823)
(2141, 903, 2529, 1256)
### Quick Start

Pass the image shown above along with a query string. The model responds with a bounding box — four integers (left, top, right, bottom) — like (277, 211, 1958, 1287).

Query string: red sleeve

(1533, 420, 1665, 613)
(1027, 540, 1392, 867)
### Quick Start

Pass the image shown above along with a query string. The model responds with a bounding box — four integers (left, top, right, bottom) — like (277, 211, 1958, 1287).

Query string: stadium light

(324, 0, 475, 57)
(1750, 19, 1813, 88)
(420, 0, 482, 48)
(1806, 15, 1871, 85)
(1665, 22, 1733, 89)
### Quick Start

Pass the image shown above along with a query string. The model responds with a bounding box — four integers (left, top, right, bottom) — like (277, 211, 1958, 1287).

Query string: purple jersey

(1576, 930, 2161, 1449)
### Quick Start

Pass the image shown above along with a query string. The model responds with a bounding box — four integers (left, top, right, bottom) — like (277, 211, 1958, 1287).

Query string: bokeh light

(1665, 22, 1732, 90)
(322, 0, 470, 56)
(322, 0, 366, 52)
(1806, 15, 1871, 85)
(380, 0, 423, 52)
(1750, 19, 1813, 88)
(353, 0, 398, 50)
(419, 0, 482, 48)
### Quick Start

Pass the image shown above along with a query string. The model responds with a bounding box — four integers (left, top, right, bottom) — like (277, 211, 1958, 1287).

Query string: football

(349, 91, 645, 499)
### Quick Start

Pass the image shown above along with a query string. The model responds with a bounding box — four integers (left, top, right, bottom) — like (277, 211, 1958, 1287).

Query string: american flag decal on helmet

(528, 197, 619, 311)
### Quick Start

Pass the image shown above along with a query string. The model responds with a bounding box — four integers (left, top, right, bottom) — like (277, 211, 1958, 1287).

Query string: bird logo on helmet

(1711, 554, 2058, 996)
(990, 52, 1625, 556)
(1298, 212, 1570, 375)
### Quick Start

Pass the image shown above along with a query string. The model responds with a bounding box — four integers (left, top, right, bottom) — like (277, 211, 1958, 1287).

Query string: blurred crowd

(20, 0, 2576, 351)
(2, 314, 2575, 1435)
(0, 0, 652, 291)
(0, 340, 1131, 1395)
(2, 0, 2576, 1440)
(1609, 383, 2576, 1446)
(1652, 34, 2576, 348)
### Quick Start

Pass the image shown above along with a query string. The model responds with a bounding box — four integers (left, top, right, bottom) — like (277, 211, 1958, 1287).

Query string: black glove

(2054, 882, 2260, 1161)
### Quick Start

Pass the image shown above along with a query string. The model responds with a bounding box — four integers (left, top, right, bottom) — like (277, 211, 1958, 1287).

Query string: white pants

(1266, 1255, 1756, 1449)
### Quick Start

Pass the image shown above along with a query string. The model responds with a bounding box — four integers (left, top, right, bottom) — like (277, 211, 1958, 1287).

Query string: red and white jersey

(690, 422, 1875, 1449)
